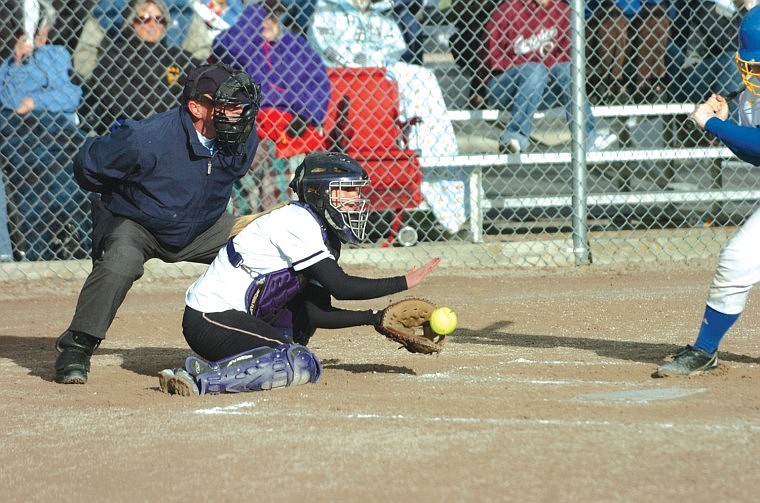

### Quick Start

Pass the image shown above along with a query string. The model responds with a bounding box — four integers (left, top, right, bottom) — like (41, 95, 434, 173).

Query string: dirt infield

(1, 260, 758, 502)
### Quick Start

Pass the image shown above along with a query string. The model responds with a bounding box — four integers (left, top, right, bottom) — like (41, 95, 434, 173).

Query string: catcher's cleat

(653, 345, 718, 377)
(55, 331, 101, 384)
(158, 368, 200, 396)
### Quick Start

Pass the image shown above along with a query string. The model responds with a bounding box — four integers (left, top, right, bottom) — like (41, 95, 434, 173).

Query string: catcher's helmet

(182, 63, 261, 149)
(289, 152, 371, 244)
(736, 6, 760, 96)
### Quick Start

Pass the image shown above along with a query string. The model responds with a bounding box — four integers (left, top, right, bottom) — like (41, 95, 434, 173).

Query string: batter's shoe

(158, 368, 200, 396)
(55, 331, 101, 384)
(653, 345, 718, 377)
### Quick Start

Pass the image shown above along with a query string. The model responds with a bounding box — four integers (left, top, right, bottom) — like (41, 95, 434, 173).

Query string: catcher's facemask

(290, 152, 371, 243)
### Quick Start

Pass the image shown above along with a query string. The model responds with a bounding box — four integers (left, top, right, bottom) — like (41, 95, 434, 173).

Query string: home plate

(582, 387, 708, 402)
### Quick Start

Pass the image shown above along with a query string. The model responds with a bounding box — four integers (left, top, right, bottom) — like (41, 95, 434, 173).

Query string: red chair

(322, 67, 423, 246)
(256, 108, 325, 159)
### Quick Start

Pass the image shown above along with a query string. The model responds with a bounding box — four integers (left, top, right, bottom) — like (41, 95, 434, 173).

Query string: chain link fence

(0, 0, 756, 279)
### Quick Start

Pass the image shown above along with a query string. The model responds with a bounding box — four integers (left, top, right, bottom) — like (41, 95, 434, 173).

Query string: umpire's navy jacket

(73, 106, 258, 249)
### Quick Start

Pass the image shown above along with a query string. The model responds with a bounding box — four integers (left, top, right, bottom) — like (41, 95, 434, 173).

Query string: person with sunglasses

(73, 0, 231, 82)
(78, 0, 201, 135)
(54, 63, 261, 385)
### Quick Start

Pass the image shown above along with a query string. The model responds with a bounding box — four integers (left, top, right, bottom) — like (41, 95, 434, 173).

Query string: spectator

(0, 2, 90, 261)
(309, 0, 467, 236)
(667, 0, 748, 104)
(382, 0, 427, 66)
(72, 0, 220, 82)
(448, 0, 499, 109)
(189, 0, 245, 46)
(585, 0, 670, 104)
(0, 2, 96, 57)
(214, 0, 331, 212)
(283, 0, 425, 64)
(485, 0, 617, 154)
(79, 0, 199, 135)
(54, 63, 261, 385)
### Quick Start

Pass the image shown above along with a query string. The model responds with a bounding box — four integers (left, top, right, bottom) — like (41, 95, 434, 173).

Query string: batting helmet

(289, 152, 371, 244)
(736, 6, 760, 96)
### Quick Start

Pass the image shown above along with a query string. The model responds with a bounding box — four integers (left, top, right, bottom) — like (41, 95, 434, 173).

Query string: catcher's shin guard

(194, 344, 322, 394)
(184, 346, 276, 375)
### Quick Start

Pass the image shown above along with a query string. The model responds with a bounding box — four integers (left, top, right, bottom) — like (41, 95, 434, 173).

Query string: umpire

(55, 63, 261, 384)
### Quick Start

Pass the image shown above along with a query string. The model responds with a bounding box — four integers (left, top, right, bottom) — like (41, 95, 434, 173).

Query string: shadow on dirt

(450, 322, 760, 365)
(0, 335, 198, 382)
(320, 359, 416, 375)
(4, 330, 758, 382)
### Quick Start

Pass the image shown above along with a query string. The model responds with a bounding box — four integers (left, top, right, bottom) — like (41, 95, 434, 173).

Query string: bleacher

(418, 14, 745, 243)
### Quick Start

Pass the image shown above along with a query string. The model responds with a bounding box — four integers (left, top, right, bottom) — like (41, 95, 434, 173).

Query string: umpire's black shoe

(55, 331, 101, 384)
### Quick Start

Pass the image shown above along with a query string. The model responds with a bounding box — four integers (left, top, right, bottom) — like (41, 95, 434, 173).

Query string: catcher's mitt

(374, 298, 444, 354)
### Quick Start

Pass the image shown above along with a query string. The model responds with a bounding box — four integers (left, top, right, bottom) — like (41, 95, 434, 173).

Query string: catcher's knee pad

(194, 344, 321, 394)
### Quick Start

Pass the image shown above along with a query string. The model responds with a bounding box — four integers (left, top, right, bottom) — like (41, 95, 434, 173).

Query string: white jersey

(186, 204, 334, 314)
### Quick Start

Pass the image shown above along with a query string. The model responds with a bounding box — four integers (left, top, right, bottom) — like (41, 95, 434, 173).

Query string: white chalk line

(409, 371, 641, 386)
(194, 402, 760, 432)
(506, 358, 647, 366)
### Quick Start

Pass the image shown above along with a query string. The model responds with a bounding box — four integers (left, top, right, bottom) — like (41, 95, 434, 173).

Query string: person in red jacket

(485, 0, 615, 154)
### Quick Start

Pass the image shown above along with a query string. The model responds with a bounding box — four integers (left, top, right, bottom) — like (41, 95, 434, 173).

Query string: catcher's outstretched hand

(405, 257, 440, 289)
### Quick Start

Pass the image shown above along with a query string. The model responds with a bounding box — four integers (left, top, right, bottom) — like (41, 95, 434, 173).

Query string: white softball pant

(707, 205, 760, 314)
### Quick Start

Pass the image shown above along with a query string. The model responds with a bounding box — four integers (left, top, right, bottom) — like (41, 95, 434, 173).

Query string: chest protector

(226, 202, 341, 332)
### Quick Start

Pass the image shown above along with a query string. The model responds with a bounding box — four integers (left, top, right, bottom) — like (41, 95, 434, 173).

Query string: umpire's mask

(182, 64, 261, 150)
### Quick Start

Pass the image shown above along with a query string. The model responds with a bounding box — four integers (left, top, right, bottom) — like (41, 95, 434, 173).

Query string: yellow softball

(429, 307, 458, 335)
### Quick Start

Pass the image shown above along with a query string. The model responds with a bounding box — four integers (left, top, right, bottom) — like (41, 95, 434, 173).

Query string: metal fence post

(570, 0, 590, 265)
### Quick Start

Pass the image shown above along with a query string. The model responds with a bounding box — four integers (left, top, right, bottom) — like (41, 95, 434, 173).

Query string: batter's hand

(706, 93, 729, 120)
(404, 257, 440, 289)
(690, 94, 727, 129)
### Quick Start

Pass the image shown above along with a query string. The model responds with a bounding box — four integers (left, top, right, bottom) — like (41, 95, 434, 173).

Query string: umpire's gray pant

(67, 209, 235, 340)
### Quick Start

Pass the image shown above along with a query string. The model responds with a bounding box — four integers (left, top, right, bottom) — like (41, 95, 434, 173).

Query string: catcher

(159, 151, 443, 396)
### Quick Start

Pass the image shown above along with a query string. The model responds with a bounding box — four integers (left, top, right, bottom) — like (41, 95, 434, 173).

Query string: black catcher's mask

(182, 63, 261, 150)
(289, 152, 371, 244)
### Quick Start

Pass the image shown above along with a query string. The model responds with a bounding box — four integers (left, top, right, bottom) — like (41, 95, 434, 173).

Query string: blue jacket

(0, 45, 82, 124)
(73, 106, 258, 248)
